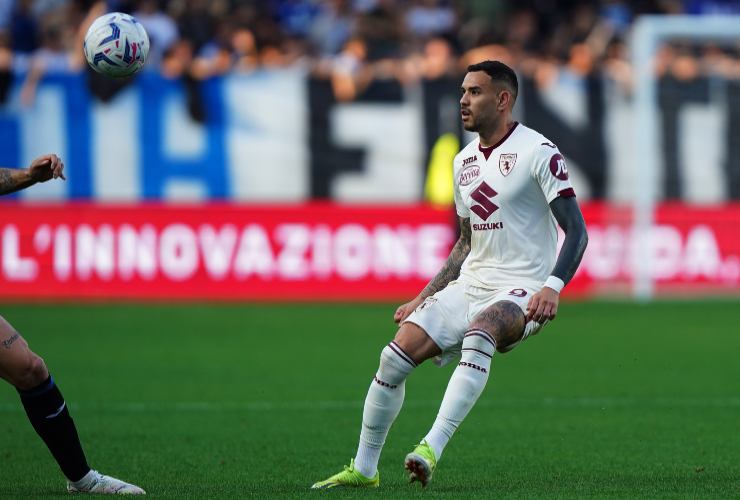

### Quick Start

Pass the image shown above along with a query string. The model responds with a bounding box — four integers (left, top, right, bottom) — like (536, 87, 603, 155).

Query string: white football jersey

(453, 122, 575, 289)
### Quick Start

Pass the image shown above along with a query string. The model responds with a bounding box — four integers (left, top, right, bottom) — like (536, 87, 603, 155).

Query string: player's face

(459, 71, 504, 132)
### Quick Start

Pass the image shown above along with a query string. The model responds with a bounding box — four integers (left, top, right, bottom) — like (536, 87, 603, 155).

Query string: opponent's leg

(312, 322, 441, 489)
(0, 316, 144, 495)
(0, 316, 91, 483)
(408, 301, 525, 486)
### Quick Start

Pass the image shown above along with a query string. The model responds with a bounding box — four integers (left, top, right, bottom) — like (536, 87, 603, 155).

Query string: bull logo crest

(499, 153, 517, 176)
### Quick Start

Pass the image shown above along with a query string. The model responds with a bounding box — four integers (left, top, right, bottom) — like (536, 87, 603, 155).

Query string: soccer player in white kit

(312, 60, 589, 489)
(0, 155, 145, 495)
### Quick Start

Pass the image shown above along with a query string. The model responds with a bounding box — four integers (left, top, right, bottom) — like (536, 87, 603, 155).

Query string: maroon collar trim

(478, 122, 519, 160)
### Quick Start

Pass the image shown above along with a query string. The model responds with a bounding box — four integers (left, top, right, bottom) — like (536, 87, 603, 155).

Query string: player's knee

(377, 343, 416, 385)
(12, 352, 49, 390)
(469, 301, 525, 350)
(461, 329, 496, 360)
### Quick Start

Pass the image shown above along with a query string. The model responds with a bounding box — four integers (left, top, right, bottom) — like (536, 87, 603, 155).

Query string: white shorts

(403, 280, 546, 366)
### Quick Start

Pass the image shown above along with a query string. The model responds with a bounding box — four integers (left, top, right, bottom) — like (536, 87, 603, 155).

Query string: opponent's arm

(394, 217, 471, 323)
(526, 196, 588, 323)
(0, 168, 35, 195)
(0, 154, 66, 195)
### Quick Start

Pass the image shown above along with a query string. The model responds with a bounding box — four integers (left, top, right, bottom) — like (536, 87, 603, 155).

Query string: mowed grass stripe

(2, 396, 740, 413)
(0, 300, 738, 498)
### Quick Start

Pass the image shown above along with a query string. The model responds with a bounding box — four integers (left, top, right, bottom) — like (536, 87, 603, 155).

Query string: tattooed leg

(0, 315, 91, 482)
(420, 301, 524, 462)
(0, 316, 47, 389)
(2, 332, 20, 349)
(468, 300, 526, 353)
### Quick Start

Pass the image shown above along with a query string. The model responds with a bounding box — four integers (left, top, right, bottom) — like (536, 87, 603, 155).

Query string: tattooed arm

(0, 154, 66, 196)
(420, 217, 472, 298)
(0, 168, 36, 195)
(394, 217, 471, 323)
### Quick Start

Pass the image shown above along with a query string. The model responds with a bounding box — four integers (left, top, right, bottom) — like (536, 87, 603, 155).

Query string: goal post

(631, 15, 740, 300)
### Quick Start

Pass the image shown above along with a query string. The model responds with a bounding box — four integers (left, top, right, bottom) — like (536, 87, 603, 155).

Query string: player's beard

(464, 114, 495, 134)
(462, 112, 478, 132)
(462, 107, 497, 133)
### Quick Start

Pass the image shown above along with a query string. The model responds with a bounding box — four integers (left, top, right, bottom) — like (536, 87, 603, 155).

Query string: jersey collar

(478, 122, 519, 160)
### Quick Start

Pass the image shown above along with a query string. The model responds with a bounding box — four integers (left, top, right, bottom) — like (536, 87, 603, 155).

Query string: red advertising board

(0, 203, 456, 301)
(0, 202, 738, 301)
(572, 203, 740, 296)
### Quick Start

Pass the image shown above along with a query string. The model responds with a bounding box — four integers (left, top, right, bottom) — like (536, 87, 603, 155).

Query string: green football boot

(404, 440, 437, 487)
(311, 459, 380, 489)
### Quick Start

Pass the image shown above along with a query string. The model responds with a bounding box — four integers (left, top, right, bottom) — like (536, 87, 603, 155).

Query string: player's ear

(497, 90, 511, 111)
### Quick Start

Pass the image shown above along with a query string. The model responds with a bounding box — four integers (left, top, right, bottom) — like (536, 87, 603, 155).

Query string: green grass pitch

(0, 300, 738, 498)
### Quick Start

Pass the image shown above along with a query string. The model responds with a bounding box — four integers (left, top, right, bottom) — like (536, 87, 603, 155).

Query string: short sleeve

(453, 160, 470, 218)
(532, 145, 575, 203)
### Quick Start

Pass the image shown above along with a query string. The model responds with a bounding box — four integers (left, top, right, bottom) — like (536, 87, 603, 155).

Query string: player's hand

(526, 287, 560, 324)
(394, 296, 424, 324)
(28, 154, 66, 183)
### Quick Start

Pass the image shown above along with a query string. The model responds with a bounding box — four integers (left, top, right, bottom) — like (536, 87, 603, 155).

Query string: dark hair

(467, 60, 518, 100)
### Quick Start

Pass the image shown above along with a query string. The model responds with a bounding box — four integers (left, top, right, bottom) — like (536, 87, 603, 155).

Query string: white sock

(354, 341, 417, 478)
(424, 329, 496, 460)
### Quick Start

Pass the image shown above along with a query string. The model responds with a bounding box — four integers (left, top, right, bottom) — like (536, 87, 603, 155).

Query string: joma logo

(462, 155, 477, 166)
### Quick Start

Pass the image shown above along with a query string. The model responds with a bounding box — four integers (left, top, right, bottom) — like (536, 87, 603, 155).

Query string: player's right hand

(28, 154, 66, 183)
(526, 286, 559, 323)
(393, 296, 424, 324)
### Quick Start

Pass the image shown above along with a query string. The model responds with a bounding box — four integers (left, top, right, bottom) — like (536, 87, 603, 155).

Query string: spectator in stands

(231, 26, 259, 73)
(0, 29, 11, 103)
(308, 0, 355, 56)
(133, 0, 178, 67)
(190, 20, 238, 79)
(10, 0, 40, 55)
(356, 0, 404, 62)
(331, 36, 369, 101)
(20, 20, 74, 106)
(173, 0, 218, 54)
(0, 0, 13, 29)
(0, 0, 737, 111)
(405, 0, 457, 38)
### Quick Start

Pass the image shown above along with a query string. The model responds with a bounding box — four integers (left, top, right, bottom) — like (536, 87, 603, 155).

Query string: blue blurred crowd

(0, 0, 738, 105)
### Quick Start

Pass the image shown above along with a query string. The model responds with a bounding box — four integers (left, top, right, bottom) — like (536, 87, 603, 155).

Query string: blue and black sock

(18, 375, 90, 482)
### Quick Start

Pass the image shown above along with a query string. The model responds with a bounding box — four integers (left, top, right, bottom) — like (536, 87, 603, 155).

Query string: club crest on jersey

(499, 154, 517, 176)
(459, 165, 480, 186)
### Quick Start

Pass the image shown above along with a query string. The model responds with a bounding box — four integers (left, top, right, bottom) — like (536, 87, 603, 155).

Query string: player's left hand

(526, 286, 560, 324)
(28, 154, 66, 183)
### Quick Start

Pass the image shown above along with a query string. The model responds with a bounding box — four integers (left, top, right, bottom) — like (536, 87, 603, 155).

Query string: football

(83, 12, 149, 78)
